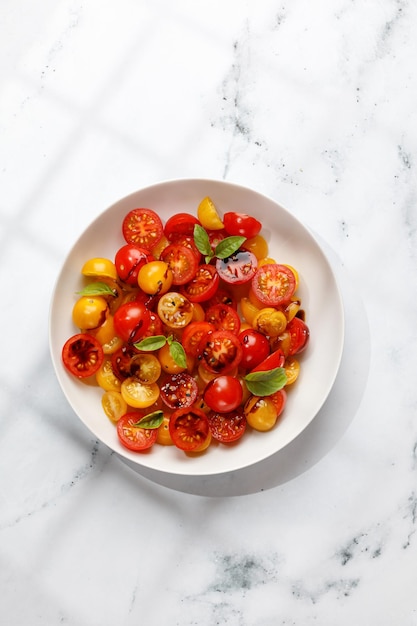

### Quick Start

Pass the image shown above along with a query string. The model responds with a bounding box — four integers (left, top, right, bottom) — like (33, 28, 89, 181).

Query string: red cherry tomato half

(169, 234, 202, 263)
(117, 412, 158, 452)
(62, 333, 104, 378)
(223, 212, 262, 239)
(203, 375, 243, 413)
(205, 303, 241, 335)
(215, 249, 258, 286)
(160, 372, 199, 410)
(113, 301, 151, 344)
(269, 388, 287, 417)
(287, 317, 310, 355)
(122, 208, 164, 250)
(206, 289, 237, 310)
(238, 329, 270, 370)
(164, 213, 200, 240)
(251, 264, 296, 307)
(180, 264, 220, 303)
(207, 409, 247, 443)
(160, 243, 199, 286)
(181, 321, 215, 357)
(169, 407, 210, 451)
(251, 348, 286, 373)
(115, 244, 154, 285)
(198, 330, 243, 375)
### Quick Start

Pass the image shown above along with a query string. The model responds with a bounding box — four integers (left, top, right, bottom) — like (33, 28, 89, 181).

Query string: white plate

(49, 179, 344, 477)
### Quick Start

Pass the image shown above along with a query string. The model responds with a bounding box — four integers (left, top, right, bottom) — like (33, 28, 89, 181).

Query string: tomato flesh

(181, 264, 220, 303)
(117, 413, 158, 451)
(122, 208, 164, 249)
(161, 244, 199, 286)
(169, 407, 210, 451)
(215, 249, 257, 285)
(160, 372, 199, 409)
(62, 333, 104, 378)
(207, 409, 247, 443)
(198, 330, 243, 374)
(205, 303, 241, 335)
(252, 264, 296, 306)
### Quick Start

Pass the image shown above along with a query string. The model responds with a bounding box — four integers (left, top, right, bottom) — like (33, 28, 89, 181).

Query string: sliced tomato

(62, 333, 104, 378)
(198, 329, 243, 375)
(160, 372, 199, 409)
(251, 348, 285, 372)
(115, 244, 154, 285)
(207, 409, 247, 443)
(169, 407, 210, 451)
(287, 317, 310, 355)
(215, 250, 258, 285)
(181, 321, 215, 357)
(207, 228, 227, 253)
(251, 263, 296, 306)
(160, 244, 199, 286)
(122, 208, 164, 250)
(169, 233, 202, 263)
(157, 291, 194, 329)
(164, 213, 200, 240)
(117, 412, 158, 451)
(223, 212, 262, 239)
(205, 303, 241, 335)
(180, 264, 220, 303)
(269, 388, 287, 417)
(206, 289, 237, 310)
(111, 346, 139, 380)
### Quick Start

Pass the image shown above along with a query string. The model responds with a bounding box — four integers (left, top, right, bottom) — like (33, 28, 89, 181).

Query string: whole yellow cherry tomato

(138, 260, 173, 295)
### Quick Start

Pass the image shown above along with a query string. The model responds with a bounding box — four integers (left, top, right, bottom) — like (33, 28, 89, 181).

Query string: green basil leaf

(76, 282, 116, 297)
(194, 224, 213, 257)
(169, 341, 187, 369)
(244, 367, 287, 396)
(215, 236, 246, 259)
(134, 410, 164, 429)
(134, 335, 167, 351)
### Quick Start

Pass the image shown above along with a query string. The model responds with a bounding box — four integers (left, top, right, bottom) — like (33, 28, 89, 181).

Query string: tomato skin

(169, 234, 202, 263)
(181, 321, 215, 357)
(160, 372, 198, 409)
(205, 303, 241, 335)
(223, 212, 262, 239)
(117, 412, 158, 451)
(207, 409, 247, 443)
(62, 333, 104, 378)
(251, 348, 285, 372)
(169, 407, 210, 451)
(164, 213, 200, 240)
(238, 329, 270, 370)
(180, 264, 220, 303)
(115, 244, 154, 285)
(122, 208, 164, 249)
(252, 264, 296, 307)
(269, 388, 287, 417)
(203, 375, 243, 413)
(113, 301, 151, 344)
(206, 289, 237, 310)
(198, 329, 243, 375)
(287, 317, 310, 355)
(161, 244, 199, 286)
(215, 250, 258, 286)
(137, 260, 173, 296)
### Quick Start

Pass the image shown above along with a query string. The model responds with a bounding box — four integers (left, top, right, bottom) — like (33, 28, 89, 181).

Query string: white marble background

(1, 1, 417, 624)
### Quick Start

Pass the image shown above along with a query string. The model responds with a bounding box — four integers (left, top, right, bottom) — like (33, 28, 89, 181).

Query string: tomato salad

(62, 197, 310, 454)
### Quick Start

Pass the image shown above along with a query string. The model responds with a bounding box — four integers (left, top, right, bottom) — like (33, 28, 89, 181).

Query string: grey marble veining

(1, 1, 417, 624)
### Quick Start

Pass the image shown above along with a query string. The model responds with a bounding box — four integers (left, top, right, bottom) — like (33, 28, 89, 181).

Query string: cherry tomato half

(160, 372, 199, 409)
(181, 321, 215, 357)
(238, 328, 270, 370)
(161, 244, 199, 286)
(157, 292, 194, 330)
(205, 303, 241, 335)
(122, 208, 164, 250)
(203, 375, 243, 413)
(169, 407, 210, 451)
(251, 348, 285, 372)
(251, 263, 296, 307)
(180, 264, 220, 303)
(164, 213, 200, 240)
(198, 329, 243, 375)
(223, 212, 262, 239)
(287, 317, 310, 355)
(115, 244, 154, 285)
(207, 409, 247, 443)
(62, 333, 104, 378)
(117, 412, 158, 451)
(113, 301, 151, 344)
(215, 249, 258, 286)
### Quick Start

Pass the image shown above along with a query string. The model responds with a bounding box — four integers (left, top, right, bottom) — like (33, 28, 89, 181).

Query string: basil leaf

(76, 282, 116, 297)
(215, 236, 246, 259)
(134, 335, 167, 351)
(194, 224, 213, 258)
(244, 367, 287, 396)
(134, 410, 164, 429)
(169, 341, 187, 369)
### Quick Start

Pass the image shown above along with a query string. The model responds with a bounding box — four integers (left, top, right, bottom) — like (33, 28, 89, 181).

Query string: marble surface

(1, 1, 416, 624)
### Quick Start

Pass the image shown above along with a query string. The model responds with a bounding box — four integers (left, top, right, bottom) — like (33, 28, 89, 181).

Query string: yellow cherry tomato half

(120, 377, 160, 408)
(156, 414, 174, 445)
(252, 308, 287, 337)
(197, 196, 224, 230)
(101, 390, 127, 422)
(157, 292, 194, 330)
(284, 356, 300, 385)
(96, 358, 122, 392)
(72, 296, 108, 330)
(242, 235, 268, 261)
(244, 396, 278, 431)
(81, 257, 118, 280)
(131, 353, 161, 385)
(137, 260, 173, 295)
(240, 296, 260, 325)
